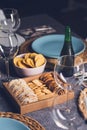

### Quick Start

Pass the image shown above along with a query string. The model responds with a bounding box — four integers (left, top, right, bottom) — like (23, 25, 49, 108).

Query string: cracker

(29, 53, 38, 59)
(24, 53, 31, 59)
(8, 79, 38, 104)
(35, 59, 45, 67)
(25, 58, 35, 67)
(14, 53, 46, 69)
(35, 54, 45, 61)
(17, 60, 28, 68)
(42, 88, 52, 94)
(14, 57, 23, 66)
(32, 79, 43, 86)
(78, 88, 87, 119)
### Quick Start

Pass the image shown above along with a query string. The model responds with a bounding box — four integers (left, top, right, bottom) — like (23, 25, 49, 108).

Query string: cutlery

(35, 26, 54, 31)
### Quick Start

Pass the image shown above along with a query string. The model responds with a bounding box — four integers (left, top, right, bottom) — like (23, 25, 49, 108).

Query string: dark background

(0, 0, 87, 38)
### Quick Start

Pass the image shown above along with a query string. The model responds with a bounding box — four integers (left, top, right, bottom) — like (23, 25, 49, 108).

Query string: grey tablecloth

(0, 14, 86, 130)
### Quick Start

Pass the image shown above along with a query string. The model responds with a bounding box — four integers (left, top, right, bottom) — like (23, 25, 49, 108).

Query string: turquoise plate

(0, 118, 30, 130)
(31, 34, 85, 58)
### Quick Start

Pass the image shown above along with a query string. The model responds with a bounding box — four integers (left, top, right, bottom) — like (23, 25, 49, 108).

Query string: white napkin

(0, 31, 25, 46)
(0, 9, 6, 21)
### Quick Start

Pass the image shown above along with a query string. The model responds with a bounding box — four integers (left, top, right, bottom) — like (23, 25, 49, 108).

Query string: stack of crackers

(14, 53, 46, 68)
(78, 88, 87, 119)
(7, 72, 68, 106)
(8, 79, 38, 105)
(27, 79, 54, 100)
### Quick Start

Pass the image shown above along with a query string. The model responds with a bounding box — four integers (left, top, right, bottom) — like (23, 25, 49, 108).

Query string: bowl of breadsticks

(13, 52, 46, 77)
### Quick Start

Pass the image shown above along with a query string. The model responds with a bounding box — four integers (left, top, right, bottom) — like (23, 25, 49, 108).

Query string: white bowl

(13, 53, 46, 77)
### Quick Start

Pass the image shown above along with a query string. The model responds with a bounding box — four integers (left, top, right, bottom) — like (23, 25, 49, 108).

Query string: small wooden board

(3, 72, 74, 115)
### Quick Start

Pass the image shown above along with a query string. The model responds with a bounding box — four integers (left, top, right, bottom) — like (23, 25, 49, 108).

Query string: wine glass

(0, 34, 19, 81)
(51, 55, 85, 129)
(0, 8, 21, 33)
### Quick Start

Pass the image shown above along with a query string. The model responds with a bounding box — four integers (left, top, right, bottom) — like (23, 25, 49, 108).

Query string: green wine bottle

(60, 26, 74, 56)
(60, 26, 75, 77)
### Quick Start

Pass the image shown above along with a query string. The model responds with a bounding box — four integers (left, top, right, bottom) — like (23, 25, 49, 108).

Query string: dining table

(0, 14, 87, 130)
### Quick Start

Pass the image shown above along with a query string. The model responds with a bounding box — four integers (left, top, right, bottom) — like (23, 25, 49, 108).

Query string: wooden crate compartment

(3, 72, 74, 115)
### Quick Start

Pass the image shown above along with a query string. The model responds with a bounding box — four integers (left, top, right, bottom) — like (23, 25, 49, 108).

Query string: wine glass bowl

(0, 35, 18, 58)
(54, 55, 84, 91)
(0, 34, 19, 81)
(0, 8, 21, 33)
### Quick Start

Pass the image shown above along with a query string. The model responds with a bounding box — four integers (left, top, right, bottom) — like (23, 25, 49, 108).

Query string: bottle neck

(64, 26, 71, 43)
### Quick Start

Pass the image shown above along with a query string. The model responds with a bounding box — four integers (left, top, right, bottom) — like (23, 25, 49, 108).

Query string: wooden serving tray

(3, 72, 74, 115)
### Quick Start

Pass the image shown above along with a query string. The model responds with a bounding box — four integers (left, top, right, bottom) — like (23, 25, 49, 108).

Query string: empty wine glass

(0, 8, 21, 33)
(51, 55, 85, 129)
(0, 34, 19, 81)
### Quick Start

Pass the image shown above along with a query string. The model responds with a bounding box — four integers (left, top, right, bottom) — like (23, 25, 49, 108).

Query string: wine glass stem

(66, 90, 69, 106)
(5, 59, 10, 81)
(66, 89, 71, 112)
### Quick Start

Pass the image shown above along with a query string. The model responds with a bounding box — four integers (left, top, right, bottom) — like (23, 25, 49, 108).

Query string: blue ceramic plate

(0, 118, 30, 130)
(31, 34, 85, 58)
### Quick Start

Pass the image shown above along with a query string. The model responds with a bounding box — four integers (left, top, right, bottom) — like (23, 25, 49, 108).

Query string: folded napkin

(0, 9, 6, 21)
(0, 31, 25, 46)
(19, 25, 56, 39)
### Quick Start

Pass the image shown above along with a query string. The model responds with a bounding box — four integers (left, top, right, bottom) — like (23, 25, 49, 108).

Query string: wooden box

(3, 72, 74, 115)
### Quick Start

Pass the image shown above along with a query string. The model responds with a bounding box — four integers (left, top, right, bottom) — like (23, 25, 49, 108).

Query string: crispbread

(39, 72, 66, 93)
(24, 53, 31, 59)
(78, 88, 87, 119)
(8, 79, 38, 105)
(25, 58, 35, 67)
(32, 79, 43, 86)
(29, 53, 38, 59)
(35, 54, 45, 61)
(14, 57, 23, 66)
(14, 52, 46, 68)
(17, 60, 29, 68)
(27, 78, 54, 101)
